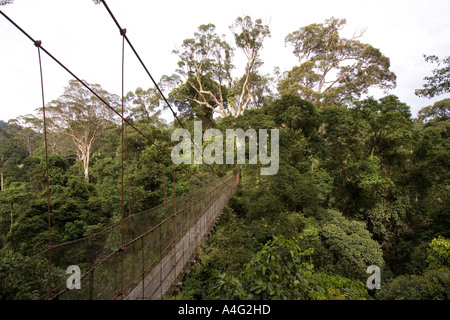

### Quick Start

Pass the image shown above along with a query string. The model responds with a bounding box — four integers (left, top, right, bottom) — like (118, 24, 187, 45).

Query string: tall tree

(352, 95, 412, 159)
(229, 16, 271, 115)
(0, 120, 30, 182)
(167, 16, 271, 118)
(7, 115, 41, 157)
(280, 17, 396, 107)
(0, 182, 29, 237)
(125, 87, 165, 126)
(417, 98, 449, 124)
(46, 80, 119, 182)
(415, 55, 450, 98)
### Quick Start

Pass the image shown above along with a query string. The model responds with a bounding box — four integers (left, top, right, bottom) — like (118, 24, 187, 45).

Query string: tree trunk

(79, 145, 91, 183)
(84, 164, 89, 183)
(1, 172, 3, 191)
(10, 202, 13, 231)
(83, 152, 90, 183)
(370, 130, 381, 158)
(26, 135, 32, 156)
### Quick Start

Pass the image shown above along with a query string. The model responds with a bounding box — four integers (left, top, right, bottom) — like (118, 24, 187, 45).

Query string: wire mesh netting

(0, 170, 239, 300)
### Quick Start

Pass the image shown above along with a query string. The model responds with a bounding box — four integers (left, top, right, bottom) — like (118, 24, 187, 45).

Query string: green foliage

(415, 55, 450, 98)
(198, 207, 256, 275)
(167, 16, 271, 118)
(177, 207, 256, 299)
(318, 210, 384, 279)
(376, 267, 450, 300)
(377, 237, 450, 300)
(267, 94, 321, 137)
(417, 98, 449, 123)
(0, 250, 64, 300)
(351, 95, 412, 161)
(427, 236, 450, 269)
(408, 103, 450, 240)
(281, 17, 396, 106)
(125, 87, 165, 126)
(212, 236, 313, 300)
(212, 236, 371, 300)
(246, 211, 304, 245)
(172, 277, 204, 300)
(4, 162, 112, 255)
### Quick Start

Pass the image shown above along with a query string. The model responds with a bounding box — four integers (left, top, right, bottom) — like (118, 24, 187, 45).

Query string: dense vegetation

(1, 16, 449, 300)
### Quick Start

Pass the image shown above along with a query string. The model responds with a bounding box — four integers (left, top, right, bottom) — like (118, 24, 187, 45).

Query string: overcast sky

(1, 0, 449, 122)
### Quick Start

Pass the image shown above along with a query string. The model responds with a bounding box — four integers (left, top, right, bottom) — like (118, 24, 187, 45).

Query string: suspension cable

(35, 40, 53, 294)
(120, 27, 126, 299)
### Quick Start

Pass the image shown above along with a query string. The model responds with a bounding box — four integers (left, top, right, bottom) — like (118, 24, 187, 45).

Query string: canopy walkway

(0, 1, 244, 300)
(0, 171, 240, 300)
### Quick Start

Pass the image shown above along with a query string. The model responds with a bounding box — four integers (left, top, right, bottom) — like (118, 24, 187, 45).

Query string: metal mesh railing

(0, 170, 239, 300)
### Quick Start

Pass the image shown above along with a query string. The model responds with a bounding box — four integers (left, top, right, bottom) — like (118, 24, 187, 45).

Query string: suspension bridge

(0, 170, 240, 300)
(0, 1, 241, 300)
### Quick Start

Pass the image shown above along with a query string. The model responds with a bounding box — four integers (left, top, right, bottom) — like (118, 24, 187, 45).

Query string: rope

(35, 40, 53, 294)
(120, 28, 126, 299)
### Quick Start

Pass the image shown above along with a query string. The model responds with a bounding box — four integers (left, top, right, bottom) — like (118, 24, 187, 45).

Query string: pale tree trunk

(81, 147, 90, 182)
(78, 143, 91, 183)
(84, 152, 90, 183)
(25, 135, 32, 156)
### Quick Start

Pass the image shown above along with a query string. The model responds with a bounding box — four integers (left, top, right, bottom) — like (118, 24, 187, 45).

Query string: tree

(162, 73, 222, 124)
(52, 178, 111, 241)
(0, 182, 29, 248)
(7, 116, 41, 157)
(415, 55, 450, 98)
(417, 98, 450, 123)
(213, 236, 371, 300)
(0, 250, 57, 300)
(0, 120, 31, 185)
(229, 16, 271, 115)
(376, 236, 450, 300)
(427, 236, 450, 269)
(46, 80, 119, 182)
(409, 102, 449, 238)
(267, 94, 320, 137)
(351, 95, 412, 159)
(317, 96, 413, 222)
(311, 210, 385, 279)
(168, 16, 271, 118)
(375, 267, 450, 300)
(125, 87, 165, 126)
(280, 17, 396, 107)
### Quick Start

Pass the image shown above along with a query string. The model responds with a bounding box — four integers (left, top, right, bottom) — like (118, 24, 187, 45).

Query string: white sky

(0, 0, 449, 122)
